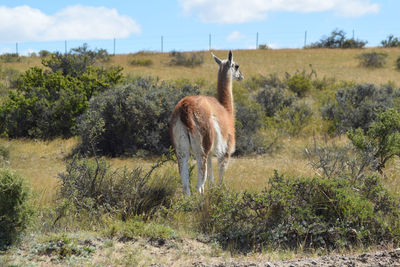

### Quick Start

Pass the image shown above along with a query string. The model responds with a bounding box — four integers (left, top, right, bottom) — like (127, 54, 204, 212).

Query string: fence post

(113, 38, 116, 55)
(304, 31, 307, 48)
(256, 32, 259, 49)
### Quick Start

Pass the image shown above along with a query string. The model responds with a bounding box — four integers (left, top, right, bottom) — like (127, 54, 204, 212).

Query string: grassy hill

(2, 48, 399, 201)
(2, 48, 400, 265)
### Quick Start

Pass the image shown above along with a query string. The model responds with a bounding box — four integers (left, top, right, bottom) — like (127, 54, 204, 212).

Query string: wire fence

(0, 30, 390, 56)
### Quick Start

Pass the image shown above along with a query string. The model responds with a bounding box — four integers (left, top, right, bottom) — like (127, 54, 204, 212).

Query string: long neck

(217, 69, 234, 115)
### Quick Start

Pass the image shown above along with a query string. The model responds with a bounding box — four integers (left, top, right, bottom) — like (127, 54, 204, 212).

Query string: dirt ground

(187, 249, 400, 267)
(3, 235, 400, 267)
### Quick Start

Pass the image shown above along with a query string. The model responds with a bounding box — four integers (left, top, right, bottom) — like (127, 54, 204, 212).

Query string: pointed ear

(228, 50, 233, 63)
(211, 52, 222, 65)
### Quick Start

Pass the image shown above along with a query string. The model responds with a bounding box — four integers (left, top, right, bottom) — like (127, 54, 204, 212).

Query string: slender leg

(207, 156, 215, 184)
(196, 155, 207, 194)
(173, 121, 191, 195)
(178, 155, 190, 195)
(218, 155, 229, 184)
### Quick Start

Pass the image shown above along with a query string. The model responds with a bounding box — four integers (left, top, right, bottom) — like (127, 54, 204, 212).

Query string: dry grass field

(1, 47, 400, 205)
(2, 48, 400, 266)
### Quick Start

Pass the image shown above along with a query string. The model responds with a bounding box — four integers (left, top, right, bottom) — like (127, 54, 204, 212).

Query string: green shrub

(0, 144, 10, 166)
(38, 50, 51, 58)
(235, 102, 267, 155)
(357, 52, 388, 68)
(105, 217, 176, 240)
(58, 156, 178, 220)
(0, 68, 87, 138)
(258, 44, 269, 49)
(348, 109, 400, 173)
(0, 169, 34, 249)
(0, 53, 20, 63)
(381, 35, 400, 48)
(202, 172, 400, 252)
(0, 45, 123, 139)
(305, 137, 376, 179)
(277, 102, 313, 136)
(396, 56, 400, 70)
(37, 233, 95, 259)
(256, 86, 294, 117)
(0, 67, 21, 90)
(43, 44, 110, 77)
(287, 73, 312, 97)
(169, 52, 204, 67)
(321, 83, 400, 134)
(130, 58, 153, 66)
(76, 77, 200, 156)
(308, 29, 367, 48)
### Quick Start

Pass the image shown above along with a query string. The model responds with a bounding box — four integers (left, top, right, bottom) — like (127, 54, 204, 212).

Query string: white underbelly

(211, 117, 227, 157)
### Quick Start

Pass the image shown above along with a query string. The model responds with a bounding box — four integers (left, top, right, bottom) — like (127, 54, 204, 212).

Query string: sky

(0, 0, 398, 55)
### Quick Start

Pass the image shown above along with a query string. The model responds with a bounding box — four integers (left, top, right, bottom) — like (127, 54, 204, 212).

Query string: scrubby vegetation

(130, 58, 153, 66)
(0, 169, 34, 249)
(169, 51, 204, 67)
(397, 56, 400, 70)
(357, 52, 388, 68)
(189, 173, 400, 252)
(0, 44, 123, 138)
(322, 83, 400, 134)
(308, 29, 367, 49)
(58, 155, 178, 221)
(76, 77, 200, 156)
(2, 47, 400, 264)
(381, 35, 400, 48)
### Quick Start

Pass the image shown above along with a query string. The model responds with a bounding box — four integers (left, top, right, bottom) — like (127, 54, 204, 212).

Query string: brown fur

(170, 95, 235, 155)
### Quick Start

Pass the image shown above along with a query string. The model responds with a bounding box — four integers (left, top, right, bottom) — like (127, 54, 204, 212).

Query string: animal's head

(212, 50, 244, 81)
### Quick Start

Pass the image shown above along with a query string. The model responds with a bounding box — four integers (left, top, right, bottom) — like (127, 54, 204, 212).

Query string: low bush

(76, 77, 200, 156)
(321, 83, 400, 134)
(235, 102, 267, 155)
(0, 53, 20, 63)
(0, 45, 123, 139)
(0, 144, 10, 166)
(308, 29, 367, 49)
(201, 172, 400, 252)
(39, 50, 51, 58)
(169, 52, 204, 67)
(0, 67, 21, 90)
(130, 58, 153, 66)
(105, 217, 176, 240)
(58, 156, 178, 220)
(37, 233, 95, 259)
(396, 56, 400, 70)
(287, 73, 312, 97)
(348, 109, 400, 174)
(277, 102, 313, 136)
(357, 52, 388, 68)
(381, 35, 400, 48)
(305, 137, 376, 179)
(0, 169, 34, 249)
(258, 44, 269, 49)
(256, 86, 294, 117)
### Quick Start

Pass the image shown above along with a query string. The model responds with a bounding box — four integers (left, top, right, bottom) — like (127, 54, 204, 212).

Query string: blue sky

(0, 0, 398, 55)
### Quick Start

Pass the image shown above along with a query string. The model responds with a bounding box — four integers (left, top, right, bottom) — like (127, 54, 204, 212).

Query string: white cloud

(227, 31, 245, 41)
(0, 5, 141, 42)
(179, 0, 379, 23)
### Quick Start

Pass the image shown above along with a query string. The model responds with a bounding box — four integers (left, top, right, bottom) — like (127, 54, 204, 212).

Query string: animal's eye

(235, 64, 239, 70)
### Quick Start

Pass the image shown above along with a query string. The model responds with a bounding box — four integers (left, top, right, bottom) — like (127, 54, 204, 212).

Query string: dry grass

(0, 138, 77, 205)
(108, 48, 400, 86)
(1, 47, 400, 203)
